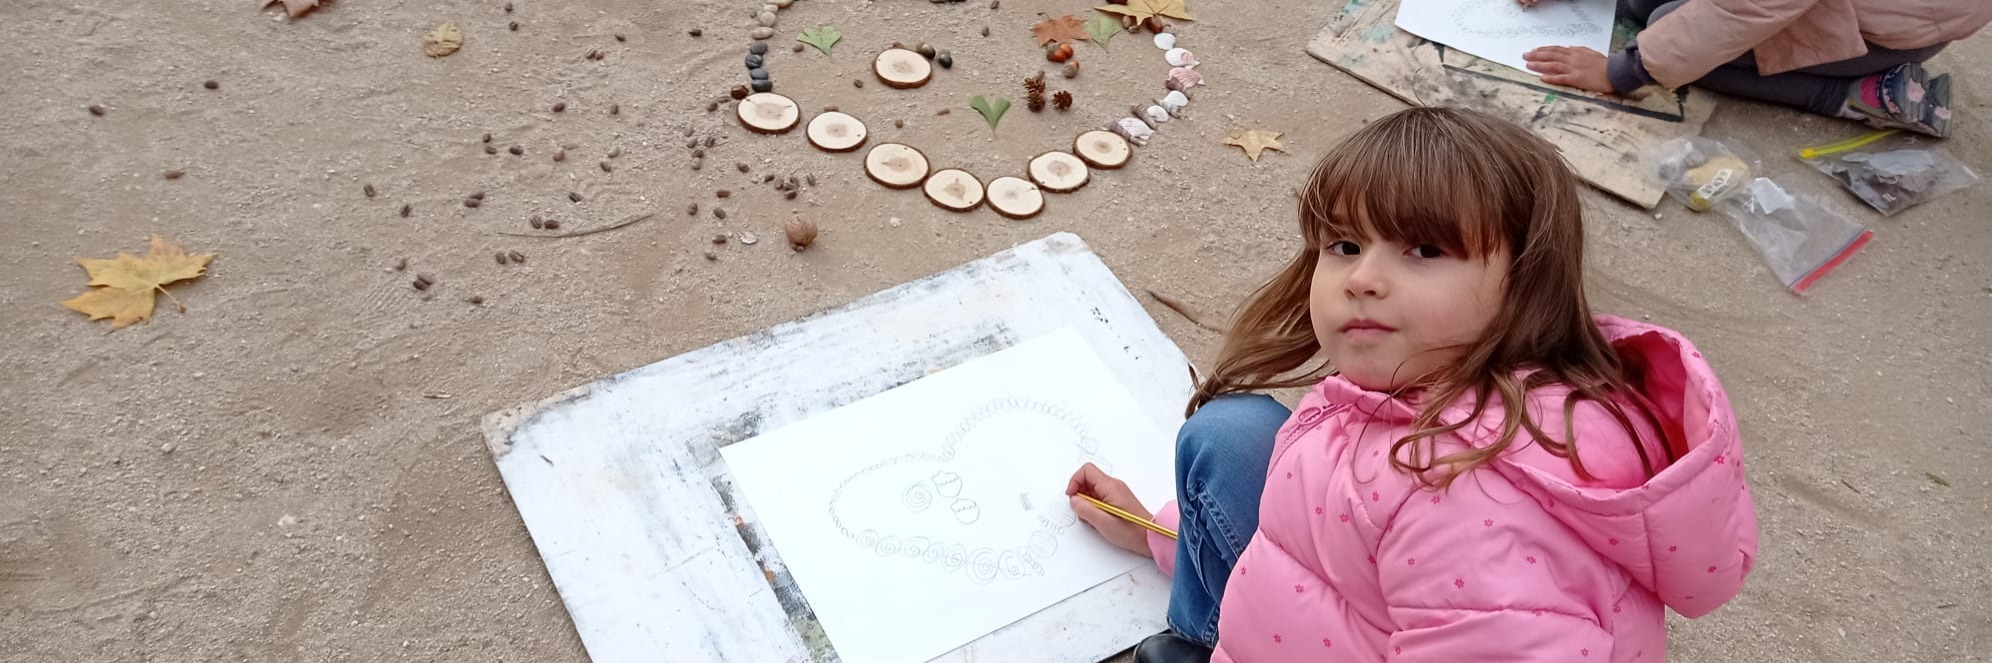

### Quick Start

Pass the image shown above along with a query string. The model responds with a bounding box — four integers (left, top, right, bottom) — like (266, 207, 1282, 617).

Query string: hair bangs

(1298, 115, 1510, 259)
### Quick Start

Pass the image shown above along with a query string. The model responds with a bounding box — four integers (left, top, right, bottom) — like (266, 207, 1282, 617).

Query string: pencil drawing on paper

(1452, 0, 1601, 40)
(827, 396, 1103, 584)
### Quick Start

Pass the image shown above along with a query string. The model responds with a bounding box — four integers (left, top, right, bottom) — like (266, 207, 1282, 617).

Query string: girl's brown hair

(1188, 107, 1662, 486)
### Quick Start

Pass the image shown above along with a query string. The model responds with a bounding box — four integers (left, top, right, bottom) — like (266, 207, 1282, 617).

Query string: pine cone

(1023, 72, 1047, 94)
(1027, 88, 1047, 112)
(1051, 90, 1073, 111)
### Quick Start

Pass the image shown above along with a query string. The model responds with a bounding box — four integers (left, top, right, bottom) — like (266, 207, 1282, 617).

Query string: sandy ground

(2, 0, 1988, 661)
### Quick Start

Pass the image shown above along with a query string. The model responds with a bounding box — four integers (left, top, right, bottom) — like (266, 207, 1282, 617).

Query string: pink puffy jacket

(1144, 317, 1759, 662)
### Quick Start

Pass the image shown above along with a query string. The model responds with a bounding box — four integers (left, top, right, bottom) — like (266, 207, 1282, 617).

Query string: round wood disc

(923, 168, 985, 212)
(736, 93, 801, 134)
(806, 111, 869, 152)
(873, 48, 934, 89)
(1027, 151, 1090, 193)
(1073, 130, 1132, 170)
(864, 143, 930, 189)
(986, 176, 1045, 220)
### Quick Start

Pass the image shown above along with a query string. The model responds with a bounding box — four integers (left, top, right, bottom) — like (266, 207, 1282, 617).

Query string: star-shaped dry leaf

(1033, 15, 1091, 46)
(262, 0, 321, 19)
(1096, 0, 1194, 23)
(61, 235, 214, 330)
(1223, 128, 1286, 162)
(797, 26, 842, 55)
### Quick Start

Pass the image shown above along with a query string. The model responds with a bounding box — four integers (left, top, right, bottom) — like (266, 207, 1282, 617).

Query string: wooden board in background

(481, 232, 1181, 663)
(1306, 0, 1718, 208)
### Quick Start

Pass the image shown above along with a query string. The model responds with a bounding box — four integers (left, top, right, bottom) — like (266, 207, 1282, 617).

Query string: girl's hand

(1524, 46, 1613, 94)
(1516, 0, 1540, 6)
(1066, 463, 1153, 556)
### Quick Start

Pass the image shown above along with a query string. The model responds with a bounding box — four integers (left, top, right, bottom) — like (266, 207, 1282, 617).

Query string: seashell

(1164, 48, 1198, 68)
(1168, 67, 1204, 89)
(1143, 105, 1171, 125)
(1153, 32, 1177, 50)
(1161, 90, 1190, 116)
(1111, 117, 1154, 147)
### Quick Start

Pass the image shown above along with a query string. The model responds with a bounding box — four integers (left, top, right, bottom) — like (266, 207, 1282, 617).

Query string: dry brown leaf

(61, 235, 214, 330)
(424, 23, 464, 58)
(1223, 128, 1285, 162)
(1032, 15, 1090, 46)
(262, 0, 321, 19)
(1095, 0, 1194, 23)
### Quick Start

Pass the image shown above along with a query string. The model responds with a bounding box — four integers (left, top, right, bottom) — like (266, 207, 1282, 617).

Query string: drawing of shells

(902, 536, 931, 558)
(969, 548, 1000, 583)
(856, 529, 881, 549)
(942, 544, 968, 569)
(1451, 0, 1600, 39)
(902, 482, 935, 512)
(876, 536, 903, 557)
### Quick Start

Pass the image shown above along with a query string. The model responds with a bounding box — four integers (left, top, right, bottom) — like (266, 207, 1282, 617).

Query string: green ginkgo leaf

(796, 26, 842, 55)
(969, 96, 1011, 130)
(1084, 17, 1122, 48)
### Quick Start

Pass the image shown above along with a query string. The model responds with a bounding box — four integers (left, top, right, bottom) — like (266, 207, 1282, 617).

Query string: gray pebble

(751, 79, 774, 93)
(746, 53, 764, 69)
(774, 0, 794, 7)
(749, 41, 768, 55)
(749, 67, 770, 80)
(750, 27, 775, 40)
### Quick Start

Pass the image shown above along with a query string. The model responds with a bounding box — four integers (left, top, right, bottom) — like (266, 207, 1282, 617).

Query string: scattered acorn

(1062, 62, 1080, 78)
(1047, 42, 1074, 63)
(785, 212, 818, 249)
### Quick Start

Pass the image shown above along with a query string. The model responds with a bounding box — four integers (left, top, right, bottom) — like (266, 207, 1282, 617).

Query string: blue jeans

(1165, 394, 1290, 647)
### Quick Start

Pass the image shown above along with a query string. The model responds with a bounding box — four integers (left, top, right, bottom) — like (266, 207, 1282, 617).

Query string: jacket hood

(1312, 315, 1759, 617)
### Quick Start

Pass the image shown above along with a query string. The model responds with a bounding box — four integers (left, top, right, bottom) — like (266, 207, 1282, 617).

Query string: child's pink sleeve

(1145, 500, 1180, 576)
(1373, 492, 1616, 662)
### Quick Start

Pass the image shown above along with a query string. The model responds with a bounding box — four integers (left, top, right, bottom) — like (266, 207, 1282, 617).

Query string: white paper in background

(721, 327, 1175, 663)
(1394, 0, 1618, 74)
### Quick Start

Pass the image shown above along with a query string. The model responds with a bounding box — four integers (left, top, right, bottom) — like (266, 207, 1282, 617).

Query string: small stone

(717, 190, 732, 198)
(750, 26, 775, 40)
(509, 21, 519, 31)
(707, 101, 719, 112)
(739, 231, 759, 245)
(469, 295, 484, 305)
(792, 43, 805, 53)
(746, 53, 764, 69)
(705, 136, 718, 148)
(691, 160, 703, 171)
(714, 208, 728, 219)
(917, 44, 936, 60)
(609, 103, 620, 115)
(470, 191, 486, 200)
(774, 0, 794, 7)
(712, 234, 729, 245)
(895, 119, 905, 128)
(687, 203, 700, 216)
(693, 148, 705, 158)
(749, 67, 770, 80)
(508, 250, 527, 263)
(364, 183, 377, 198)
(509, 145, 524, 156)
(161, 443, 175, 454)
(553, 149, 566, 162)
(749, 41, 769, 56)
(608, 146, 622, 158)
(485, 145, 498, 155)
(784, 190, 797, 200)
(736, 162, 750, 173)
(203, 80, 219, 90)
(615, 34, 626, 42)
(990, 0, 1000, 8)
(981, 26, 990, 37)
(464, 198, 481, 208)
(688, 28, 703, 37)
(568, 192, 583, 203)
(504, 1, 512, 12)
(163, 170, 186, 180)
(552, 101, 566, 113)
(393, 257, 408, 270)
(704, 251, 718, 261)
(277, 514, 299, 528)
(853, 79, 864, 88)
(757, 11, 777, 27)
(88, 105, 105, 116)
(600, 161, 613, 173)
(730, 85, 750, 100)
(482, 133, 492, 143)
(937, 52, 953, 69)
(530, 215, 544, 229)
(543, 219, 561, 230)
(495, 251, 510, 265)
(399, 204, 412, 217)
(936, 108, 951, 116)
(750, 79, 773, 93)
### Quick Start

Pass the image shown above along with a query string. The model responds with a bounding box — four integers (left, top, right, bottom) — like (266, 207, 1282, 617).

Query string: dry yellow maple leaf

(1223, 128, 1286, 162)
(61, 235, 213, 330)
(1096, 0, 1194, 23)
(424, 23, 464, 58)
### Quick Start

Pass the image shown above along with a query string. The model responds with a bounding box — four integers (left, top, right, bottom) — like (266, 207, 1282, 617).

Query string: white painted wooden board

(482, 232, 1187, 663)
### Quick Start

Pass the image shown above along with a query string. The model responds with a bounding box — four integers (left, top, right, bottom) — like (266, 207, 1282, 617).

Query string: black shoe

(1133, 631, 1213, 663)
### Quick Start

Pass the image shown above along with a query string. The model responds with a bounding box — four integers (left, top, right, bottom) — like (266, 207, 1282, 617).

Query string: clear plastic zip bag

(1713, 178, 1872, 294)
(1799, 130, 1980, 216)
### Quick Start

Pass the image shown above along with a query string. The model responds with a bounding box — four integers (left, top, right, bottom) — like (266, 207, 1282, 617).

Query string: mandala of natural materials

(729, 0, 1205, 219)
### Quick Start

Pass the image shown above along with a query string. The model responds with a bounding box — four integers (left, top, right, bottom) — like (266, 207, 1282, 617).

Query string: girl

(1067, 107, 1759, 663)
(1521, 0, 1991, 138)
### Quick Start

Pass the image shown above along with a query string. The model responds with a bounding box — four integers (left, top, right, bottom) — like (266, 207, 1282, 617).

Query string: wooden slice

(873, 48, 934, 89)
(986, 176, 1045, 220)
(1074, 130, 1132, 170)
(923, 168, 984, 212)
(736, 93, 800, 134)
(1027, 151, 1090, 193)
(806, 112, 869, 152)
(864, 143, 930, 189)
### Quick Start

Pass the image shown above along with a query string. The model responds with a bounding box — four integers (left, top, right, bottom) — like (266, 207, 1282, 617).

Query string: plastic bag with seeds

(1798, 130, 1980, 216)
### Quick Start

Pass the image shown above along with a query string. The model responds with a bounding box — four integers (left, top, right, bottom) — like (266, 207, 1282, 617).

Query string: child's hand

(1516, 0, 1540, 6)
(1066, 463, 1154, 556)
(1524, 46, 1612, 94)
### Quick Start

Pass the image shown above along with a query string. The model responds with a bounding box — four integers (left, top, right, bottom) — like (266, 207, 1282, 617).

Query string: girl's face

(1309, 226, 1510, 392)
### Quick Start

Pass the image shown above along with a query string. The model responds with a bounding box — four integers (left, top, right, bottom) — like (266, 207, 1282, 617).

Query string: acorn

(916, 43, 937, 60)
(1046, 42, 1074, 63)
(1062, 62, 1080, 78)
(784, 212, 818, 250)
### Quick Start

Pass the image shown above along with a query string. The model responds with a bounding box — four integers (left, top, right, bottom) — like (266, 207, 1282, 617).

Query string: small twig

(497, 212, 655, 238)
(1146, 289, 1223, 333)
(1838, 479, 1864, 495)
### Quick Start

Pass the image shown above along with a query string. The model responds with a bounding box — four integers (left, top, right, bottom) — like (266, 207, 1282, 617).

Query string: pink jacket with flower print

(1144, 316, 1759, 662)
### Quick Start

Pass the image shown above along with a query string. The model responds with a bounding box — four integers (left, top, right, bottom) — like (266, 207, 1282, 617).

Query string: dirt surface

(2, 0, 1987, 661)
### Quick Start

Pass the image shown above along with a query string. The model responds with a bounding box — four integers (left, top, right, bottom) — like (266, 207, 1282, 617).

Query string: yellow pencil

(1077, 493, 1178, 540)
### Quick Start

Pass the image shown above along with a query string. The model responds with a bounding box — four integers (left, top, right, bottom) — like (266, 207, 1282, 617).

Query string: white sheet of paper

(1394, 0, 1617, 74)
(721, 328, 1175, 663)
